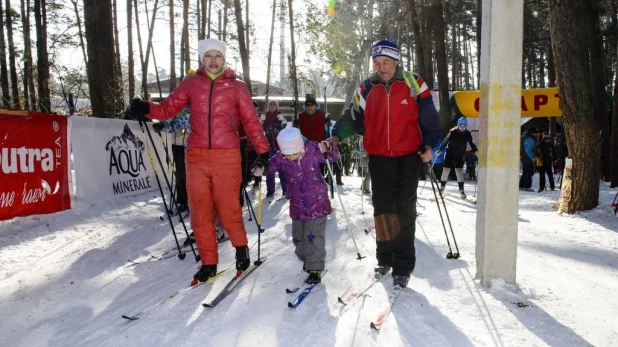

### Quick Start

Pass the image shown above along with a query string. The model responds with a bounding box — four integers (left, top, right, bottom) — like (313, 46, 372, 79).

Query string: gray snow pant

(292, 217, 326, 271)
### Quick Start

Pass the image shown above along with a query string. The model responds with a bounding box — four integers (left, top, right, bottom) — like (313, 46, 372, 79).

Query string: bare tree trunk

(451, 9, 456, 90)
(610, 42, 618, 188)
(264, 0, 277, 104)
(207, 0, 212, 38)
(84, 0, 119, 117)
(612, 0, 618, 187)
(475, 0, 481, 89)
(169, 0, 177, 90)
(287, 0, 298, 111)
(589, 0, 610, 182)
(223, 0, 229, 41)
(245, 0, 249, 56)
(127, 0, 135, 99)
(0, 0, 11, 108)
(6, 1, 20, 108)
(431, 0, 450, 138)
(144, 3, 163, 98)
(233, 0, 252, 94)
(547, 41, 558, 137)
(112, 0, 124, 112)
(548, 0, 601, 212)
(182, 0, 190, 74)
(421, 0, 434, 88)
(71, 0, 88, 66)
(200, 0, 205, 39)
(34, 0, 51, 112)
(134, 0, 147, 96)
(410, 0, 426, 80)
(19, 0, 32, 110)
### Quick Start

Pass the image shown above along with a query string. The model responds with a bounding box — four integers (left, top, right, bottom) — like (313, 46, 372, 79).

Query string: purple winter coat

(268, 141, 340, 221)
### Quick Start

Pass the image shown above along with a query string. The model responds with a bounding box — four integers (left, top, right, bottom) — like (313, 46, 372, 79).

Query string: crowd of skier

(127, 37, 483, 294)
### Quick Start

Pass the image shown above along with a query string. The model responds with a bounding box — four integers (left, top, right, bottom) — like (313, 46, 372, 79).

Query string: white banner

(70, 117, 173, 207)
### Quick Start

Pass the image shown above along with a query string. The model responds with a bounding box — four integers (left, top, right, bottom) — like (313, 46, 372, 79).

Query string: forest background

(0, 0, 617, 211)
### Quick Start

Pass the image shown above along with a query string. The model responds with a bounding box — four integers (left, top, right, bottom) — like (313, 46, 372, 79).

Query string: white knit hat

(277, 126, 305, 155)
(198, 38, 227, 62)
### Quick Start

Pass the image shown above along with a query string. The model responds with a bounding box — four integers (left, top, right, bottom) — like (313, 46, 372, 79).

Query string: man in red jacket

(131, 38, 270, 283)
(331, 39, 441, 289)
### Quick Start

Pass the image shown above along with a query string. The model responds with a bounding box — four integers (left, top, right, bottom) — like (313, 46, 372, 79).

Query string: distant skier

(436, 117, 478, 198)
(252, 125, 339, 284)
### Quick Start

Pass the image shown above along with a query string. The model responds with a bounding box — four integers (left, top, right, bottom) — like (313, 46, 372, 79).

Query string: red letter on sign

(534, 95, 548, 110)
(474, 97, 479, 112)
(521, 96, 528, 111)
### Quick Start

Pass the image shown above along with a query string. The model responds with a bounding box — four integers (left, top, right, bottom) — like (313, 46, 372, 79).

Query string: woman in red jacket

(131, 38, 269, 283)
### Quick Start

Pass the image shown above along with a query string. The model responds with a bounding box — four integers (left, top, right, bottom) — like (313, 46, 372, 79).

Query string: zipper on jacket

(387, 91, 391, 153)
(208, 79, 215, 149)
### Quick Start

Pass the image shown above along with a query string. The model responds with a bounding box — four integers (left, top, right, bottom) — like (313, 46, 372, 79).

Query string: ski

(202, 258, 266, 308)
(337, 273, 389, 305)
(121, 270, 226, 321)
(287, 270, 328, 308)
(126, 242, 198, 266)
(370, 285, 404, 330)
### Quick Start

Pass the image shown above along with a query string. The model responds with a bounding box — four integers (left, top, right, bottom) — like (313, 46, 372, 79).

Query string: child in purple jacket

(267, 126, 339, 284)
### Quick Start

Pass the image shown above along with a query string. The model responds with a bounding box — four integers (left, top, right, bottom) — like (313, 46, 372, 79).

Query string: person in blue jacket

(519, 127, 538, 191)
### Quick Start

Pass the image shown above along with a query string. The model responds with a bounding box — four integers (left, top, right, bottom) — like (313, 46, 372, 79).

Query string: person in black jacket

(535, 133, 555, 192)
(436, 117, 478, 198)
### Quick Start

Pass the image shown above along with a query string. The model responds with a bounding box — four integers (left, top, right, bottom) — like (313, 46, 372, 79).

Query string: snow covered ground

(1, 175, 617, 347)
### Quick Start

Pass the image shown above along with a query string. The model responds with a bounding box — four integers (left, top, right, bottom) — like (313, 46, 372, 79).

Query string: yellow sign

(451, 87, 561, 118)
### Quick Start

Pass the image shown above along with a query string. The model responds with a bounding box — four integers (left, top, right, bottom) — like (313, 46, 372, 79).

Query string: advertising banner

(70, 117, 172, 207)
(451, 87, 562, 118)
(0, 110, 71, 221)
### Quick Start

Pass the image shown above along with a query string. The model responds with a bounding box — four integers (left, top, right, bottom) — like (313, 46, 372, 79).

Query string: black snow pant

(538, 159, 555, 190)
(519, 156, 534, 189)
(171, 144, 188, 205)
(369, 153, 421, 277)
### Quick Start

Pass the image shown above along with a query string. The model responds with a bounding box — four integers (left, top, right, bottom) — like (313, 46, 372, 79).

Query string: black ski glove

(251, 152, 270, 177)
(131, 97, 150, 115)
(152, 122, 164, 134)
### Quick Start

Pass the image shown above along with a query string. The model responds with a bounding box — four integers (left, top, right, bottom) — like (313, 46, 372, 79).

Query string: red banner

(0, 109, 71, 220)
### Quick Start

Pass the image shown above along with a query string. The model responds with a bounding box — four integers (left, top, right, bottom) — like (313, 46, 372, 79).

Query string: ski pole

(473, 165, 478, 198)
(254, 181, 264, 266)
(243, 189, 260, 227)
(138, 116, 199, 262)
(419, 161, 435, 195)
(427, 162, 460, 259)
(326, 158, 365, 260)
(157, 133, 178, 215)
(154, 130, 192, 245)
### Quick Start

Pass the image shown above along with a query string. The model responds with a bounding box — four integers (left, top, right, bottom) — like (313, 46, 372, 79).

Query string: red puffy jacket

(146, 67, 269, 154)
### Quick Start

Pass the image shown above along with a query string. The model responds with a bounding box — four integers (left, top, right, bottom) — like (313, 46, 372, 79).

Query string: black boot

(235, 245, 250, 271)
(194, 264, 217, 282)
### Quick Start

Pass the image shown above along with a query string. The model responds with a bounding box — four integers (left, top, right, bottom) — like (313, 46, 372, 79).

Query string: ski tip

(287, 302, 297, 308)
(337, 297, 347, 305)
(202, 302, 215, 308)
(286, 287, 299, 294)
(122, 315, 139, 321)
(370, 322, 380, 330)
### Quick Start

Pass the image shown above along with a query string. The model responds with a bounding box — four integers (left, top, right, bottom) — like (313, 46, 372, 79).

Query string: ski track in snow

(0, 176, 616, 347)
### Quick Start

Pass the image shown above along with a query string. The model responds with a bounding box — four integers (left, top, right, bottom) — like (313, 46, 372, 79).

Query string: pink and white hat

(277, 126, 305, 155)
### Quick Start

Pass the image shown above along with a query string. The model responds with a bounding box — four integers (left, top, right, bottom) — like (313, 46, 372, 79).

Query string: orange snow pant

(185, 147, 248, 265)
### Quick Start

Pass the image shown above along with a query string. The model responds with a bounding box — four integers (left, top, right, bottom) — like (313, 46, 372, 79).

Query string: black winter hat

(304, 94, 317, 105)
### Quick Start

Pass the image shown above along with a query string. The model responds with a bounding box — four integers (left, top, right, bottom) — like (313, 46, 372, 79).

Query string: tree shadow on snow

(390, 288, 475, 347)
